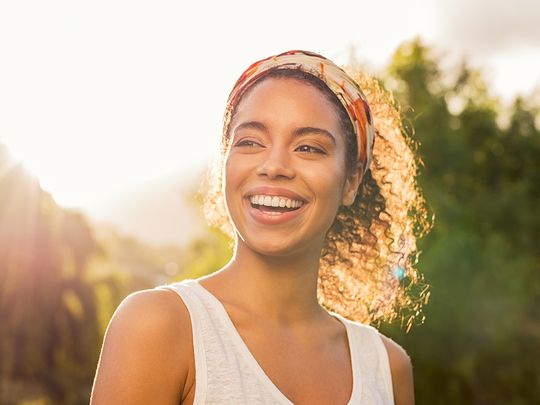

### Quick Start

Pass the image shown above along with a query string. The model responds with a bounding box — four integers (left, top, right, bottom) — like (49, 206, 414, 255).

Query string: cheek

(223, 158, 236, 200)
(224, 153, 250, 186)
(223, 154, 252, 208)
(306, 162, 346, 204)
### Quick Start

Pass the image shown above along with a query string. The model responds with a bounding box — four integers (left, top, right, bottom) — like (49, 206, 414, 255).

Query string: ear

(341, 163, 363, 207)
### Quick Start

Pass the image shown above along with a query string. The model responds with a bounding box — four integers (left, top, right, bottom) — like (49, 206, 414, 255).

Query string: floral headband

(224, 49, 375, 177)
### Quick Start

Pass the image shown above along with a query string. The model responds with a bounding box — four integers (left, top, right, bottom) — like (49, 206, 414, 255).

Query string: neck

(213, 237, 327, 325)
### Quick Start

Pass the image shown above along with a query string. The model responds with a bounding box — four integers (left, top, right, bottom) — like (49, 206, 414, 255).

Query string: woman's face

(224, 77, 360, 257)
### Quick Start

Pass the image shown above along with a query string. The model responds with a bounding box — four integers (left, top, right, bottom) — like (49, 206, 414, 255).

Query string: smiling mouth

(250, 201, 302, 213)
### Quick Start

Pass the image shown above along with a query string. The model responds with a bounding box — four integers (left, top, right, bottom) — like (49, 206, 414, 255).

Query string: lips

(244, 186, 307, 202)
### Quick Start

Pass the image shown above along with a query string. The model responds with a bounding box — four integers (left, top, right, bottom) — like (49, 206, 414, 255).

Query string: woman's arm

(380, 335, 415, 405)
(90, 289, 191, 404)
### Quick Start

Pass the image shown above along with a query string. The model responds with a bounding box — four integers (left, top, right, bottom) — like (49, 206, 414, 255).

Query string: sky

(1, 0, 539, 217)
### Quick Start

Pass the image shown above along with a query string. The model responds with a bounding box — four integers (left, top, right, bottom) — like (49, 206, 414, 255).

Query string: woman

(91, 50, 430, 404)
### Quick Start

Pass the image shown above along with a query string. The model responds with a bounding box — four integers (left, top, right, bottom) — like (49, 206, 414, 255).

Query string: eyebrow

(233, 120, 336, 145)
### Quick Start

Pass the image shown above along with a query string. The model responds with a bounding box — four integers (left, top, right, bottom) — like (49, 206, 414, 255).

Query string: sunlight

(0, 144, 42, 285)
(1, 0, 536, 218)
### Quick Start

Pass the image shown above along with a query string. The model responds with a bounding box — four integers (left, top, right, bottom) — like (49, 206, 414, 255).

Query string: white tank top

(156, 279, 394, 404)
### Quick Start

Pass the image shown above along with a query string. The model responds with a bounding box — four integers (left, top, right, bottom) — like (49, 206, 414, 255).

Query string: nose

(255, 144, 295, 180)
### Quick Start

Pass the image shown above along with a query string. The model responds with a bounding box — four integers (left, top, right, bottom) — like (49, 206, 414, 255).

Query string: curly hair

(202, 67, 433, 330)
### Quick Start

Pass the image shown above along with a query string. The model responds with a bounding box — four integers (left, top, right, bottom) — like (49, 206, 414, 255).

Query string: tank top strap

(157, 279, 293, 404)
(155, 280, 208, 404)
(334, 314, 395, 404)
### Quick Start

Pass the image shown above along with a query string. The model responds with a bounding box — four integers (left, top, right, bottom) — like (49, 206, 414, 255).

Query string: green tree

(380, 39, 540, 404)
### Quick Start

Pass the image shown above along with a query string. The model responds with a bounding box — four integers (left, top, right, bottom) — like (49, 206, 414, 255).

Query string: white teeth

(249, 195, 304, 208)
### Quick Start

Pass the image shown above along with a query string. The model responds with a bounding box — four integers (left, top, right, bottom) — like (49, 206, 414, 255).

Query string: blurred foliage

(0, 149, 191, 404)
(0, 151, 111, 404)
(178, 226, 233, 280)
(379, 38, 540, 404)
(0, 37, 539, 404)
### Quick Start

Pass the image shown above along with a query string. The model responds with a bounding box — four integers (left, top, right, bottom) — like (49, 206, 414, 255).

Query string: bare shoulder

(91, 288, 193, 405)
(378, 333, 415, 405)
(114, 287, 191, 334)
(379, 333, 413, 375)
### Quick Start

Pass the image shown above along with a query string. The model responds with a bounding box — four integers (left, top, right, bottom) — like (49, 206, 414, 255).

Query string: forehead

(230, 77, 341, 128)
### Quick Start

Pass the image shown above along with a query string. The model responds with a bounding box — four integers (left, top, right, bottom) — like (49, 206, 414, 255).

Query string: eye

(235, 139, 262, 148)
(296, 145, 325, 154)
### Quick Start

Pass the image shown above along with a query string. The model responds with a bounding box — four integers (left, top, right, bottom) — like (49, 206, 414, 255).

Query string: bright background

(2, 0, 538, 216)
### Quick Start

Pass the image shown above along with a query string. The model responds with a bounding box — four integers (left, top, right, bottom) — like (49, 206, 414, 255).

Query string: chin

(245, 238, 293, 256)
(239, 232, 317, 259)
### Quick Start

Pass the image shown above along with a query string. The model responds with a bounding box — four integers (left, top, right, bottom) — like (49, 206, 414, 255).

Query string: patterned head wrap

(224, 49, 375, 177)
